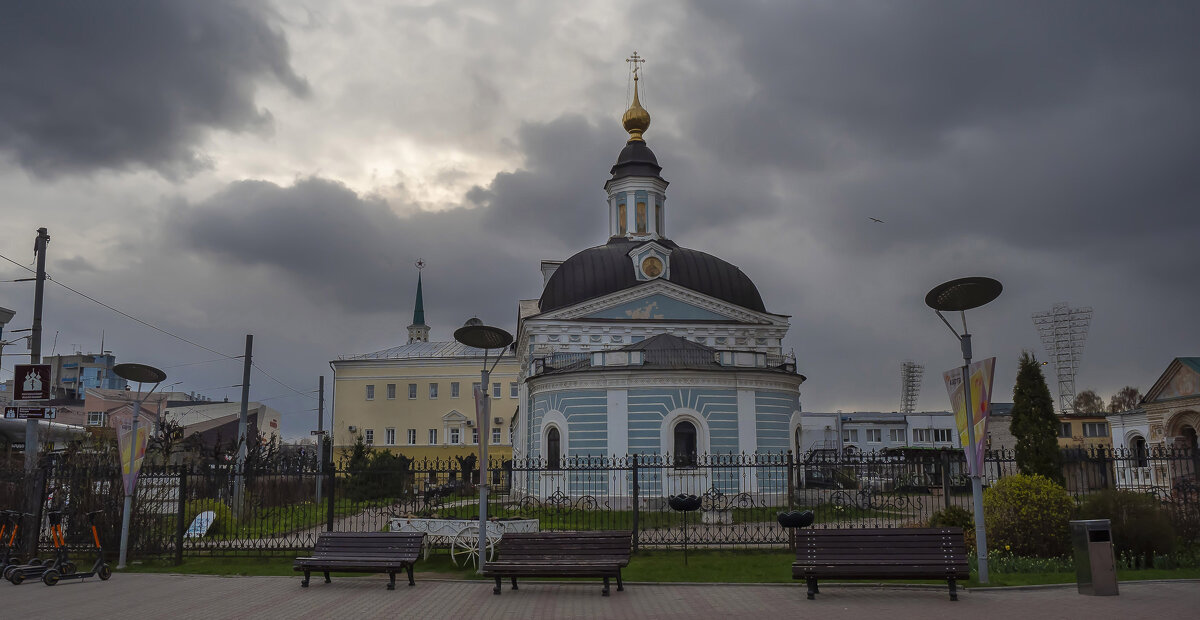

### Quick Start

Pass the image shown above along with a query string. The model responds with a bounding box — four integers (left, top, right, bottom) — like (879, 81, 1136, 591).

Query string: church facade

(511, 61, 806, 499)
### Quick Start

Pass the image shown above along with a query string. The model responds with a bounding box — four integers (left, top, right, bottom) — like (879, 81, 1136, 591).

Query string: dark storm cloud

(0, 0, 308, 178)
(168, 117, 629, 333)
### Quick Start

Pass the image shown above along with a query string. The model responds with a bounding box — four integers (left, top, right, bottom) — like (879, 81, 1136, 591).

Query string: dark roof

(608, 140, 663, 182)
(539, 237, 766, 313)
(537, 334, 797, 377)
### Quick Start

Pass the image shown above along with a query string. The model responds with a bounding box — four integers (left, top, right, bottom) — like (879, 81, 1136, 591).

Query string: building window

(451, 382, 460, 398)
(635, 201, 647, 233)
(450, 427, 460, 444)
(365, 385, 375, 400)
(492, 382, 501, 398)
(866, 429, 882, 443)
(407, 429, 416, 445)
(86, 411, 107, 426)
(546, 427, 561, 470)
(364, 429, 374, 444)
(408, 383, 417, 399)
(655, 196, 664, 234)
(492, 426, 501, 444)
(386, 384, 396, 400)
(429, 383, 439, 399)
(889, 429, 906, 442)
(472, 428, 479, 444)
(617, 200, 627, 235)
(1083, 422, 1108, 437)
(510, 382, 518, 398)
(673, 420, 698, 467)
(1131, 435, 1148, 467)
(385, 428, 396, 445)
(934, 429, 953, 443)
(913, 429, 930, 443)
(1059, 422, 1072, 438)
(428, 429, 438, 445)
(842, 429, 858, 443)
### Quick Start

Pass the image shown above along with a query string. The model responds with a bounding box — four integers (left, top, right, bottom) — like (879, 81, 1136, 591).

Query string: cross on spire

(626, 51, 645, 79)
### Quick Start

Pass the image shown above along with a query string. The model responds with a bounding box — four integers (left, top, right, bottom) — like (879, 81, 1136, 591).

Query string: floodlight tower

(1031, 303, 1093, 413)
(900, 360, 924, 414)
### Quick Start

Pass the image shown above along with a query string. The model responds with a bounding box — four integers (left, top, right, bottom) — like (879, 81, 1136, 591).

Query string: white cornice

(528, 369, 803, 394)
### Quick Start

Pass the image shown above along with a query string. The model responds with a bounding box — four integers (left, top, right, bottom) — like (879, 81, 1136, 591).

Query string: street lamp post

(112, 362, 167, 569)
(925, 276, 1002, 585)
(453, 318, 514, 574)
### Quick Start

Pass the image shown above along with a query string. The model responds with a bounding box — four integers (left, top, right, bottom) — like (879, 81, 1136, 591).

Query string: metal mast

(900, 360, 924, 414)
(1031, 303, 1093, 413)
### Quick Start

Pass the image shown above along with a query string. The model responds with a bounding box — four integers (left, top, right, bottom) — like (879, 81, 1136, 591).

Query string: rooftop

(341, 340, 516, 361)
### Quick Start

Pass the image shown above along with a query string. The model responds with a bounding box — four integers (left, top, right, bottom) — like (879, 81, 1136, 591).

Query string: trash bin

(1070, 519, 1119, 596)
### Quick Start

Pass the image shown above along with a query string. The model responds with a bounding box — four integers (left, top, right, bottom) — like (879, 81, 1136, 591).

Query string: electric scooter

(2, 511, 43, 581)
(41, 511, 110, 585)
(7, 510, 68, 585)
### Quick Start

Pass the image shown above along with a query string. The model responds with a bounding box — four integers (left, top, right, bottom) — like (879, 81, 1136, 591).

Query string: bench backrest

(497, 531, 632, 563)
(312, 532, 425, 559)
(795, 527, 966, 561)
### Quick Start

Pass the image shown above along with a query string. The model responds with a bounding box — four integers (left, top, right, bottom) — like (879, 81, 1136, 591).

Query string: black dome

(539, 237, 766, 313)
(609, 140, 664, 182)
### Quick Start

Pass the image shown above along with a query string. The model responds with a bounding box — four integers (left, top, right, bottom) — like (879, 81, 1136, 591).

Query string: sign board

(11, 442, 25, 450)
(184, 511, 216, 539)
(4, 406, 56, 420)
(13, 364, 51, 400)
(114, 409, 153, 496)
(943, 357, 996, 477)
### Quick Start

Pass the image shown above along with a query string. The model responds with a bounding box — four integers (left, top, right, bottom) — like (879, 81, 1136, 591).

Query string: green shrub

(983, 474, 1073, 557)
(1077, 490, 1175, 565)
(930, 505, 976, 549)
(184, 499, 235, 537)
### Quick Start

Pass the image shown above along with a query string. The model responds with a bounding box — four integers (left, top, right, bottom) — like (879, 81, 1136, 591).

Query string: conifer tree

(1010, 351, 1064, 484)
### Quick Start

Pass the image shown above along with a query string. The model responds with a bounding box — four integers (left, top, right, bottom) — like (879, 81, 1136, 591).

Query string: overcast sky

(2, 1, 1197, 439)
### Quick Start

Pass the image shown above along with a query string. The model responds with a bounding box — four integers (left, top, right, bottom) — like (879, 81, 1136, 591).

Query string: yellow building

(330, 272, 519, 464)
(1056, 413, 1114, 450)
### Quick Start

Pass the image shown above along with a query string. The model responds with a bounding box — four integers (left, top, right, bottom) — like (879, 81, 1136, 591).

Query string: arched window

(674, 420, 698, 467)
(635, 201, 647, 233)
(617, 202, 627, 235)
(546, 426, 561, 470)
(1131, 435, 1148, 468)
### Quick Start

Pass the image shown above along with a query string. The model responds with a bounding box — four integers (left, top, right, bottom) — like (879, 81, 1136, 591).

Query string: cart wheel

(61, 562, 76, 575)
(42, 569, 59, 586)
(98, 564, 112, 581)
(10, 572, 24, 585)
(450, 526, 497, 568)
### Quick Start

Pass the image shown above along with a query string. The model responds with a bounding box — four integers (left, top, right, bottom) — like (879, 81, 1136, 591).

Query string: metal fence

(2, 446, 1196, 562)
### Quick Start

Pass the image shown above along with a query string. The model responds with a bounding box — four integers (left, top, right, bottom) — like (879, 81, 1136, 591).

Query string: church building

(512, 57, 806, 498)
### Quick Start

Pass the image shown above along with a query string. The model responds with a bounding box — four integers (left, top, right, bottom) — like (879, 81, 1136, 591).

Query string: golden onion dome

(622, 74, 651, 142)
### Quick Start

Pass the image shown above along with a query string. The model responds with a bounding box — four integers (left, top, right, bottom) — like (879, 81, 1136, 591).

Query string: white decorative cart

(388, 517, 540, 566)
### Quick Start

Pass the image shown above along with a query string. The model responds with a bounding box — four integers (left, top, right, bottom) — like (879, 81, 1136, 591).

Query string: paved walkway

(4, 573, 1195, 619)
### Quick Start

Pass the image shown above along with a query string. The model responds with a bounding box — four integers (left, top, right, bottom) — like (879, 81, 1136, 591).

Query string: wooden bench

(482, 531, 632, 596)
(293, 532, 425, 590)
(793, 527, 969, 600)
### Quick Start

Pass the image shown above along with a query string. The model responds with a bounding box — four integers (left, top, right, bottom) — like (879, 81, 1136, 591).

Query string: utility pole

(26, 227, 49, 470)
(232, 334, 252, 519)
(316, 375, 324, 503)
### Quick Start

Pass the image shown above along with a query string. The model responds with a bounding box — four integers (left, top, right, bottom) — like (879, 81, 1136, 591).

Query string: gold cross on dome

(626, 51, 645, 78)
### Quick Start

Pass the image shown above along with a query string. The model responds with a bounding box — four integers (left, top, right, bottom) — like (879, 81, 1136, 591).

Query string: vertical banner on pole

(115, 410, 152, 496)
(943, 357, 996, 476)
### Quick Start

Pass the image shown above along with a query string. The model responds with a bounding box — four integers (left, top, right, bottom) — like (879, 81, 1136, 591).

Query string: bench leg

(806, 578, 817, 600)
(387, 572, 396, 590)
(948, 578, 957, 601)
(301, 571, 310, 588)
(493, 576, 502, 595)
(616, 570, 624, 592)
(323, 572, 331, 584)
(407, 564, 415, 586)
(511, 577, 518, 591)
(603, 577, 610, 597)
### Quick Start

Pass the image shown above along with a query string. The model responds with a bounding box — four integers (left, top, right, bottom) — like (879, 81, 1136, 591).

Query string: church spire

(622, 51, 650, 142)
(407, 260, 430, 344)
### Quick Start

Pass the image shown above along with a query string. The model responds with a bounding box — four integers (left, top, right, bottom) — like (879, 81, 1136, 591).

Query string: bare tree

(1072, 389, 1106, 414)
(1108, 386, 1142, 413)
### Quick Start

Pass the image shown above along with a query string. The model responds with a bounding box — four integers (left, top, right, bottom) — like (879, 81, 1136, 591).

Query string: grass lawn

(120, 550, 1200, 587)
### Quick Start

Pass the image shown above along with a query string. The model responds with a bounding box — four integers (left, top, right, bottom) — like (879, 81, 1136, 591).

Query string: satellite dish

(924, 277, 1003, 312)
(113, 363, 167, 385)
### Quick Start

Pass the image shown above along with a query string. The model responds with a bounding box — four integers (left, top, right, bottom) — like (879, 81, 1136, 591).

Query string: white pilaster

(737, 388, 757, 454)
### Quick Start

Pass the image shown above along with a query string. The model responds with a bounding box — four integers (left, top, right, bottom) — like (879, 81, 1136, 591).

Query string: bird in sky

(869, 217, 884, 223)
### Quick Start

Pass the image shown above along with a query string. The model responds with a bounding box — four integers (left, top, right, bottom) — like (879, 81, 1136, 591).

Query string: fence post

(786, 450, 795, 507)
(630, 456, 639, 552)
(940, 450, 952, 510)
(326, 466, 336, 532)
(175, 466, 188, 566)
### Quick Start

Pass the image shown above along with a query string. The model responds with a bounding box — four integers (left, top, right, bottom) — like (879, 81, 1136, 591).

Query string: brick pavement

(5, 573, 1195, 619)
